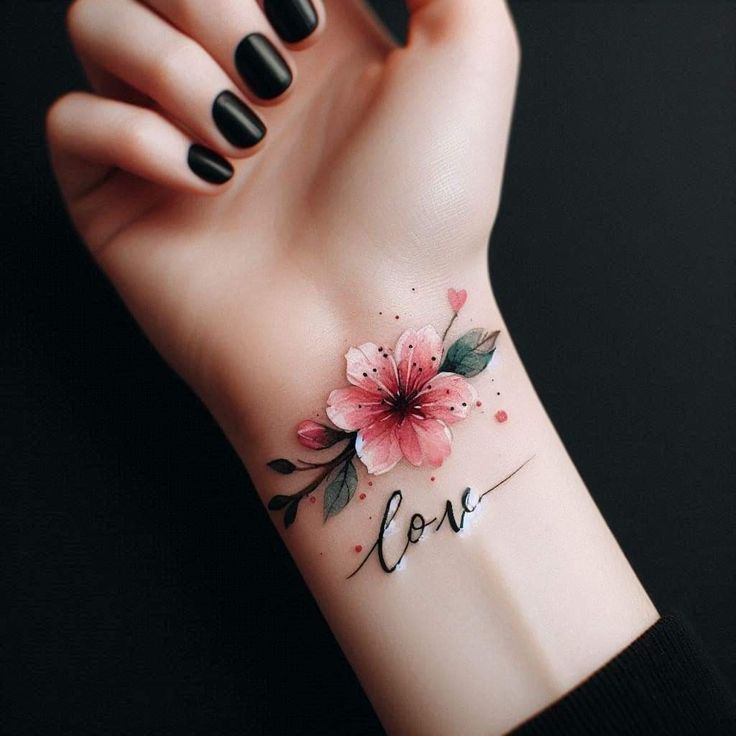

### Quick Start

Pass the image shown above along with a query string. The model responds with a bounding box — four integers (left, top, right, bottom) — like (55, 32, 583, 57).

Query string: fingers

(57, 0, 328, 204)
(68, 0, 267, 157)
(140, 0, 323, 103)
(46, 92, 234, 202)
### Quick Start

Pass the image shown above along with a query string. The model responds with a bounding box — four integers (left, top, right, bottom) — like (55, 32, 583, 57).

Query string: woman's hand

(46, 8, 664, 733)
(47, 0, 519, 441)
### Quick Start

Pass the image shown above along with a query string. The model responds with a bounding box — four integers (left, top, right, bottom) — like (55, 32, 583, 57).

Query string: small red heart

(448, 288, 467, 313)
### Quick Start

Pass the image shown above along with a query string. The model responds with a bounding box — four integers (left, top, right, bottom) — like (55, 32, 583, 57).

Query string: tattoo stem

(441, 311, 458, 342)
(292, 440, 357, 501)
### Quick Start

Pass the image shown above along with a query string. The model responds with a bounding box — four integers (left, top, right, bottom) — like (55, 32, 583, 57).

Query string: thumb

(406, 0, 519, 59)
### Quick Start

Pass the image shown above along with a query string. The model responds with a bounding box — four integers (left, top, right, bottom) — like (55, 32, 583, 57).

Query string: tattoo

(347, 458, 533, 579)
(267, 287, 503, 537)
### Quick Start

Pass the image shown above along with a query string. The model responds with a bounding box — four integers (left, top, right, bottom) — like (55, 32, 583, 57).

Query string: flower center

(386, 388, 421, 418)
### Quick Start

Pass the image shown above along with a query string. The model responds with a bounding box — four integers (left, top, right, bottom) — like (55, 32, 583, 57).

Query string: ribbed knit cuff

(511, 615, 736, 735)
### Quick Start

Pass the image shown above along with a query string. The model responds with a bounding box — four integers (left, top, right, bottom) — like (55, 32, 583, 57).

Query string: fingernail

(213, 91, 266, 148)
(264, 0, 318, 44)
(234, 33, 293, 100)
(187, 144, 233, 185)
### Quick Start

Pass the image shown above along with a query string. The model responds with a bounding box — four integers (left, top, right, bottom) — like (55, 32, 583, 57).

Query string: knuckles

(149, 39, 203, 91)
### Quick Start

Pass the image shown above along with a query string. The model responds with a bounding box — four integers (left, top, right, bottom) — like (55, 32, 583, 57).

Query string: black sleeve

(510, 615, 736, 735)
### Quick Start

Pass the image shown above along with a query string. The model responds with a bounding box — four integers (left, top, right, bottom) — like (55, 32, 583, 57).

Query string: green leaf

(284, 499, 299, 528)
(323, 459, 358, 520)
(440, 329, 500, 377)
(267, 494, 293, 510)
(267, 458, 297, 474)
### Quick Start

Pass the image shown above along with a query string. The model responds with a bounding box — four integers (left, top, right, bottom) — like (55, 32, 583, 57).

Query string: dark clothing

(514, 616, 736, 735)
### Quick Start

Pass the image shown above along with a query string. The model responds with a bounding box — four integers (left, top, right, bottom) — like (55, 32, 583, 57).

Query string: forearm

(210, 257, 658, 735)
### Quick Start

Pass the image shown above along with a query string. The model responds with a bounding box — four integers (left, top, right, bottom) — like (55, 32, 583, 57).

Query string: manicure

(188, 144, 233, 185)
(234, 33, 293, 100)
(213, 91, 266, 148)
(264, 0, 318, 44)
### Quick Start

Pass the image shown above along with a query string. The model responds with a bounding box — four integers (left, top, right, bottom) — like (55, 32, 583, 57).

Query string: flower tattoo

(327, 324, 476, 474)
(267, 289, 500, 528)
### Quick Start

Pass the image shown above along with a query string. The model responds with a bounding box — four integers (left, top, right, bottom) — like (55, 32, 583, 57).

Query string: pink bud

(296, 420, 344, 450)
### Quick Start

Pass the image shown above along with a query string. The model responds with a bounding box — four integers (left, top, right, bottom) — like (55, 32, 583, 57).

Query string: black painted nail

(234, 33, 293, 100)
(187, 144, 233, 185)
(264, 0, 318, 44)
(213, 91, 266, 148)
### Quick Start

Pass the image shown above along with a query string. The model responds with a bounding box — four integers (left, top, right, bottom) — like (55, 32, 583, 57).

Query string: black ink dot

(372, 368, 377, 372)
(418, 367, 422, 371)
(378, 347, 383, 352)
(450, 406, 455, 411)
(412, 362, 417, 366)
(358, 404, 362, 408)
(362, 372, 368, 377)
(497, 392, 501, 396)
(411, 287, 415, 291)
(427, 384, 432, 389)
(462, 402, 467, 406)
(379, 312, 383, 315)
(408, 344, 413, 349)
(431, 356, 436, 361)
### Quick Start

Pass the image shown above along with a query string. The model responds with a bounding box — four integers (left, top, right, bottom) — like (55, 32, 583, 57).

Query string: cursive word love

(347, 458, 533, 579)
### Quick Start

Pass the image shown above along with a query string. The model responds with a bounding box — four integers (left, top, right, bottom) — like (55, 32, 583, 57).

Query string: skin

(47, 2, 659, 733)
(47, 0, 519, 431)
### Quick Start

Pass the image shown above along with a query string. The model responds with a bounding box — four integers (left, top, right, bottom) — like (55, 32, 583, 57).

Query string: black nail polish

(264, 0, 318, 44)
(187, 144, 233, 185)
(213, 91, 266, 148)
(234, 33, 293, 100)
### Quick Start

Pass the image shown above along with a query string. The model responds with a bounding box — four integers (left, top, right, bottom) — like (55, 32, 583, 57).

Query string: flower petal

(397, 417, 452, 468)
(394, 326, 443, 396)
(326, 386, 389, 432)
(345, 343, 400, 397)
(355, 417, 402, 475)
(416, 372, 477, 424)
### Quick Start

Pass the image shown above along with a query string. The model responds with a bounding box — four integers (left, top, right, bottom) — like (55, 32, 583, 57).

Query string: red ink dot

(359, 492, 366, 500)
(354, 544, 363, 553)
(476, 400, 482, 407)
(308, 496, 316, 503)
(379, 311, 383, 315)
(495, 410, 508, 423)
(430, 476, 436, 482)
(368, 481, 373, 486)
(395, 315, 400, 320)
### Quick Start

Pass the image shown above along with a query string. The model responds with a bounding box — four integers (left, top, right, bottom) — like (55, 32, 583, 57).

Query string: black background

(1, 2, 734, 734)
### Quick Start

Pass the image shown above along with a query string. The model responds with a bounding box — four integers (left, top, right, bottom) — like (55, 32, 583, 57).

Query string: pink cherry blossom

(326, 326, 476, 475)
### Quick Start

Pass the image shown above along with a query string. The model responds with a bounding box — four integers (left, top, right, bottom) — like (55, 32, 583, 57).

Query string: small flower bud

(296, 420, 344, 450)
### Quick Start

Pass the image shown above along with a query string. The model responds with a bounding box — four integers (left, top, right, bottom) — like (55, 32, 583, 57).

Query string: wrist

(199, 267, 658, 734)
